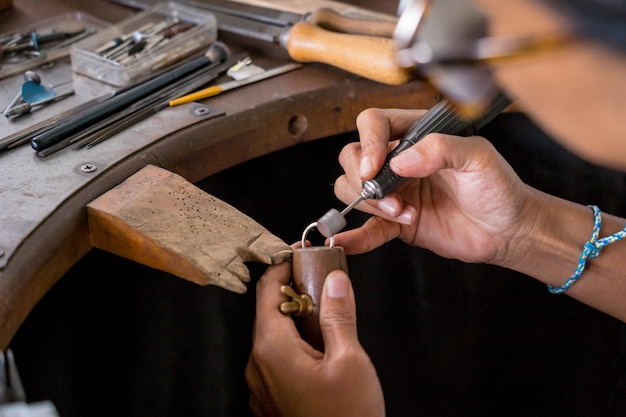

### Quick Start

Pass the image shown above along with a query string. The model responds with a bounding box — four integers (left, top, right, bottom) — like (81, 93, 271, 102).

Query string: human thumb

(319, 270, 360, 353)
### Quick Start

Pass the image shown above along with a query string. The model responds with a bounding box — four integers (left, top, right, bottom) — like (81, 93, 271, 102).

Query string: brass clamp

(279, 285, 313, 316)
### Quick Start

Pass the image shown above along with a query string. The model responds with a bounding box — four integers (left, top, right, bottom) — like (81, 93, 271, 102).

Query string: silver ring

(301, 222, 335, 248)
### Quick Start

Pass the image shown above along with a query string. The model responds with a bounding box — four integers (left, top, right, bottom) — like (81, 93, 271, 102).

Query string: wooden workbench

(0, 0, 437, 349)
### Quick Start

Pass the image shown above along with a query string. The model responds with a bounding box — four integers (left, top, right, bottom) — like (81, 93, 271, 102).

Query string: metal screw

(279, 285, 313, 316)
(194, 106, 210, 116)
(80, 164, 97, 173)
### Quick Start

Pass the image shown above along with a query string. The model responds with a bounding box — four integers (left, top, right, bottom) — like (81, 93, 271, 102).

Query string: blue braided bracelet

(548, 205, 626, 294)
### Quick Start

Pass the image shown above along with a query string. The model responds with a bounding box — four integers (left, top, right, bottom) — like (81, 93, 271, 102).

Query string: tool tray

(71, 1, 217, 86)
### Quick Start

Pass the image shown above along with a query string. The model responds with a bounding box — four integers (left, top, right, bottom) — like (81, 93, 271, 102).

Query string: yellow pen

(169, 62, 302, 106)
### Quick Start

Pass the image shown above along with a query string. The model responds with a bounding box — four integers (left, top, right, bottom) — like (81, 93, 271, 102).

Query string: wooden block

(87, 165, 292, 294)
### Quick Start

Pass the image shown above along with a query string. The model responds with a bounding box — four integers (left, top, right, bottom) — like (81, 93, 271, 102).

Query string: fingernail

(391, 149, 422, 172)
(326, 273, 349, 298)
(398, 206, 416, 225)
(378, 199, 398, 217)
(360, 156, 373, 178)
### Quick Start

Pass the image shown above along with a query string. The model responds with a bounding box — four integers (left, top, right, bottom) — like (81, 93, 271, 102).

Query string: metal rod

(37, 52, 243, 157)
(341, 195, 364, 217)
(79, 54, 241, 148)
(0, 92, 116, 152)
(80, 53, 244, 148)
(31, 42, 230, 152)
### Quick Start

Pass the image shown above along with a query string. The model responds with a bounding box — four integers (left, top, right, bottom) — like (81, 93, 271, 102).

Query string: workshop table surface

(0, 0, 436, 349)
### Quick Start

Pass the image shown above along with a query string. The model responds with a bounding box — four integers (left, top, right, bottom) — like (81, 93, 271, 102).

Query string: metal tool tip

(207, 41, 231, 63)
(316, 208, 347, 238)
(24, 70, 41, 83)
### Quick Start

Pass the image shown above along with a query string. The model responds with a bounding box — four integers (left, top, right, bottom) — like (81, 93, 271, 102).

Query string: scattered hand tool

(3, 90, 75, 117)
(21, 76, 55, 103)
(30, 42, 230, 152)
(188, 0, 398, 38)
(3, 70, 59, 117)
(3, 71, 40, 115)
(0, 92, 118, 152)
(74, 54, 240, 151)
(168, 62, 302, 106)
(186, 0, 411, 85)
(35, 50, 244, 157)
(0, 19, 102, 80)
(1, 24, 86, 54)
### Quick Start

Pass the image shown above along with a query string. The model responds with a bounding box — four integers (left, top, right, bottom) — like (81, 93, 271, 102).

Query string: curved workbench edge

(0, 65, 437, 350)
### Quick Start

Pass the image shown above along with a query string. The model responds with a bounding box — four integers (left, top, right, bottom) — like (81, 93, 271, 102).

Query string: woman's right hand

(333, 107, 539, 267)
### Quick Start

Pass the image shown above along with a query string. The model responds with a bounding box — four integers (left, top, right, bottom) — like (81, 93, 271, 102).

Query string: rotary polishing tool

(314, 90, 512, 239)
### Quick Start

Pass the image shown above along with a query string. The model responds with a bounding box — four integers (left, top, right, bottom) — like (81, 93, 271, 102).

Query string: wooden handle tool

(281, 22, 413, 85)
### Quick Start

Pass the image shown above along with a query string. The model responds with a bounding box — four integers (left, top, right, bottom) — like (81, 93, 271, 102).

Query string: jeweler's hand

(333, 108, 536, 266)
(245, 261, 385, 417)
